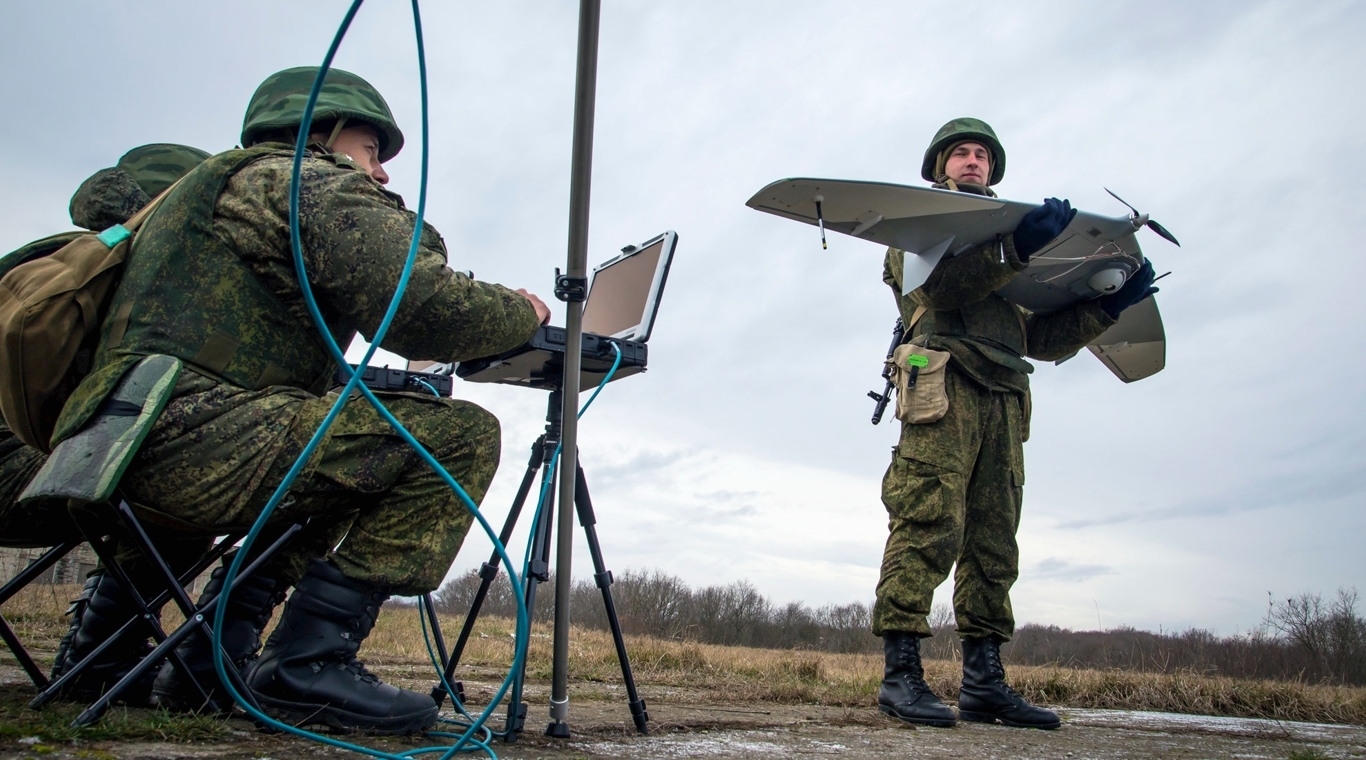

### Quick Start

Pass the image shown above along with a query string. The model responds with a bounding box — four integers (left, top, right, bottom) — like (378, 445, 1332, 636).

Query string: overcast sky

(2, 1, 1362, 636)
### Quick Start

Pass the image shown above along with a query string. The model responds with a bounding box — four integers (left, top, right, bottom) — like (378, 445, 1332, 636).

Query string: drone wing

(746, 178, 1017, 293)
(1086, 295, 1165, 382)
(746, 178, 1146, 311)
(748, 177, 1170, 383)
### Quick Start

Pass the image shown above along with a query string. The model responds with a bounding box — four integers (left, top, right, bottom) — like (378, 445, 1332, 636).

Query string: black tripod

(427, 380, 648, 741)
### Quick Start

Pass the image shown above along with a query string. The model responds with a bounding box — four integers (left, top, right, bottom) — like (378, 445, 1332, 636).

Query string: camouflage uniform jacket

(54, 144, 540, 444)
(882, 185, 1116, 394)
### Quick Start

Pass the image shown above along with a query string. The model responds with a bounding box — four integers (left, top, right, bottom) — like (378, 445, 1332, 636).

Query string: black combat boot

(877, 631, 957, 727)
(49, 572, 156, 703)
(246, 559, 437, 735)
(958, 636, 1060, 729)
(151, 558, 285, 712)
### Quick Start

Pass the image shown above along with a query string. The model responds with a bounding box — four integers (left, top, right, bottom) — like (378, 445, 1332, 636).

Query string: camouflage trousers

(872, 366, 1026, 641)
(118, 371, 498, 596)
(0, 423, 69, 548)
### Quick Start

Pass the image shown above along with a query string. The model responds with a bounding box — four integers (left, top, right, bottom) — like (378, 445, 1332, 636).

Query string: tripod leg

(433, 436, 547, 708)
(573, 464, 649, 734)
(504, 460, 557, 743)
(423, 592, 449, 668)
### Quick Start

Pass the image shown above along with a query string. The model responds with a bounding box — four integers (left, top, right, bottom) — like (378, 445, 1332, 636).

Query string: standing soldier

(49, 67, 550, 734)
(0, 143, 212, 702)
(873, 118, 1158, 729)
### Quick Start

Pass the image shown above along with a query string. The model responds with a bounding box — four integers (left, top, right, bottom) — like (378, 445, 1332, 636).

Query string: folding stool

(16, 355, 301, 725)
(26, 506, 236, 711)
(41, 498, 302, 726)
(0, 539, 80, 688)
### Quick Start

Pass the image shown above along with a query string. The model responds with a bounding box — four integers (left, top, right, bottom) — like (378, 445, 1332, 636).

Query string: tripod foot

(429, 679, 466, 708)
(630, 697, 650, 734)
(503, 701, 528, 743)
(545, 720, 571, 738)
(72, 701, 107, 728)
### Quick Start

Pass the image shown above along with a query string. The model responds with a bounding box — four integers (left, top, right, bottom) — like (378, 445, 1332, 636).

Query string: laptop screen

(581, 231, 675, 341)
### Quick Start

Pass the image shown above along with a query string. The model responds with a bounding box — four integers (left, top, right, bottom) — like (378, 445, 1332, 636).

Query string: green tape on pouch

(906, 354, 929, 368)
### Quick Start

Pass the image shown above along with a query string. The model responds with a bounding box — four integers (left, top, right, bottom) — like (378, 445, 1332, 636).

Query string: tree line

(429, 567, 877, 653)
(992, 589, 1366, 687)
(421, 568, 1365, 686)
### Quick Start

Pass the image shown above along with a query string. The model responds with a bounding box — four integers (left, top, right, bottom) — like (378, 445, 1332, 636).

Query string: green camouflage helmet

(70, 143, 210, 230)
(921, 117, 1006, 186)
(116, 143, 213, 198)
(241, 66, 404, 162)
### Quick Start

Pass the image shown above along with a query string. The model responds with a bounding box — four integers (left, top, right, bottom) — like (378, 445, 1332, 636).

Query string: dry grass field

(366, 603, 1366, 726)
(3, 584, 1366, 758)
(3, 583, 1365, 726)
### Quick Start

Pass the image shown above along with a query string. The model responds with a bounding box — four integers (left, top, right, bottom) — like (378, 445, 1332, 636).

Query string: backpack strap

(98, 179, 188, 348)
(908, 305, 928, 332)
(91, 177, 186, 250)
(119, 177, 184, 234)
(899, 305, 930, 347)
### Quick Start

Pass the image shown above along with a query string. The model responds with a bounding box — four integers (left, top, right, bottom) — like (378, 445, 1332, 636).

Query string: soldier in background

(0, 144, 211, 702)
(51, 67, 549, 734)
(873, 118, 1158, 729)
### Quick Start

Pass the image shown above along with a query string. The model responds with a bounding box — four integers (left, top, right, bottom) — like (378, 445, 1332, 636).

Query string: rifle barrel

(869, 318, 906, 425)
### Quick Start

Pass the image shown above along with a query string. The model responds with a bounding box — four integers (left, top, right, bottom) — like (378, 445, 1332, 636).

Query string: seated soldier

(0, 143, 212, 702)
(49, 67, 550, 734)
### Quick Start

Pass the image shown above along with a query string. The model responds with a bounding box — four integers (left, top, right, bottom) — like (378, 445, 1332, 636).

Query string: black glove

(1013, 197, 1078, 261)
(1097, 260, 1159, 319)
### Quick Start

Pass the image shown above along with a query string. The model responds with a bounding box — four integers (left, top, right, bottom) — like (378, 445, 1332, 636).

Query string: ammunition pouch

(889, 344, 951, 425)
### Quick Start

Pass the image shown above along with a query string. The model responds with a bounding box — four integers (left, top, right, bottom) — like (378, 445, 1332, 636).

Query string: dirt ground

(3, 665, 1364, 760)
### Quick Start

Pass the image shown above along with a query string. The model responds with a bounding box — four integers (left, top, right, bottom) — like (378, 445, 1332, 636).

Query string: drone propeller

(1105, 187, 1181, 247)
(1145, 218, 1180, 248)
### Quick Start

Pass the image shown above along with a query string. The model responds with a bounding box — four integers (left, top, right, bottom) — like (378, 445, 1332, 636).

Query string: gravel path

(4, 664, 1364, 759)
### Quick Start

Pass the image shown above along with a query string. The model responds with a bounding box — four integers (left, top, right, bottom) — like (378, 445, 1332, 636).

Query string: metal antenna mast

(547, 0, 600, 738)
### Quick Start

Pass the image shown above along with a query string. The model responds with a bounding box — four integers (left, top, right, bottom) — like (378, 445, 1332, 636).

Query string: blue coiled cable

(519, 344, 620, 587)
(421, 343, 620, 747)
(203, 1, 616, 758)
(419, 341, 620, 744)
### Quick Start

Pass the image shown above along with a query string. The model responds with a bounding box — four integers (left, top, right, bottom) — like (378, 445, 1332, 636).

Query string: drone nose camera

(1088, 268, 1127, 294)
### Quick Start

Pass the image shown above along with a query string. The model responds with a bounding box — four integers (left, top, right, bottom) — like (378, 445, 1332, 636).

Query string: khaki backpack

(0, 191, 171, 452)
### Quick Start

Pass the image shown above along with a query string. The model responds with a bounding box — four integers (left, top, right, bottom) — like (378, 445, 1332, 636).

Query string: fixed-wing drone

(745, 178, 1180, 382)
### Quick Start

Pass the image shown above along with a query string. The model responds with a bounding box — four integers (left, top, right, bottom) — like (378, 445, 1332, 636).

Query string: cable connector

(554, 268, 588, 303)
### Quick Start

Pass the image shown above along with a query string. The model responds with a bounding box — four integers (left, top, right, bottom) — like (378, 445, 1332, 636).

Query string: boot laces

(985, 642, 1023, 699)
(891, 637, 931, 694)
(899, 638, 926, 681)
(339, 656, 380, 684)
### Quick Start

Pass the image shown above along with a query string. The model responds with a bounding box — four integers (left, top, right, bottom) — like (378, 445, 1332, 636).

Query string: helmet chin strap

(323, 116, 349, 150)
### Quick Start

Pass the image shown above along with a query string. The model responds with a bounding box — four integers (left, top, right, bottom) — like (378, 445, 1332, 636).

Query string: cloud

(1032, 558, 1115, 583)
(1, 0, 1363, 633)
(578, 446, 699, 490)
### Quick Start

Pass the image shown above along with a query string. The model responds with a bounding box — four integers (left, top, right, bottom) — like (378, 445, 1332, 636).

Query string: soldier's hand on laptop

(516, 289, 552, 324)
